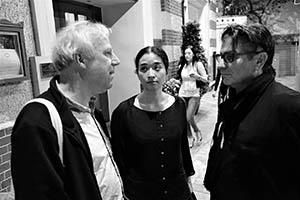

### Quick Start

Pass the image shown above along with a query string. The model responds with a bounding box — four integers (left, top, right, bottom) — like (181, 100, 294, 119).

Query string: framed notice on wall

(0, 19, 29, 84)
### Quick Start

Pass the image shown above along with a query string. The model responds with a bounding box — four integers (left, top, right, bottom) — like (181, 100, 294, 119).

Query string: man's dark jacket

(11, 76, 106, 200)
(204, 72, 300, 200)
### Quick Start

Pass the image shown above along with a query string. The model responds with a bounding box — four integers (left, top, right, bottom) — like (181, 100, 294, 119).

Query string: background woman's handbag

(195, 61, 209, 91)
(196, 79, 209, 88)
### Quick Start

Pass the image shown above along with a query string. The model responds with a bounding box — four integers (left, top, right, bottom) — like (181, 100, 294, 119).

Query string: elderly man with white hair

(11, 20, 124, 200)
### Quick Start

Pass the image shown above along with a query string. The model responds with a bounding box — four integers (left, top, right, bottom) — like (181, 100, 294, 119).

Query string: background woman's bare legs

(186, 97, 202, 146)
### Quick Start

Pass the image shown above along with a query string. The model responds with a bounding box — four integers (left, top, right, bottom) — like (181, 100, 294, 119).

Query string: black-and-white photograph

(0, 0, 300, 200)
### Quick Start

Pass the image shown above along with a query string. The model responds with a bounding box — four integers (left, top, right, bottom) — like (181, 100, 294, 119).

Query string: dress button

(159, 112, 162, 115)
(164, 190, 168, 194)
(160, 124, 163, 128)
(162, 177, 166, 181)
(161, 164, 164, 168)
(161, 151, 164, 155)
(161, 138, 164, 142)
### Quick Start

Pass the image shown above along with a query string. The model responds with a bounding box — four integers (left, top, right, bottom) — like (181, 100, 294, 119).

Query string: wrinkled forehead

(93, 36, 111, 50)
(220, 35, 234, 52)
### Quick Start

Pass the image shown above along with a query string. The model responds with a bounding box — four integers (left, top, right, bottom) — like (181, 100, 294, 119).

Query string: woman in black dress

(111, 46, 195, 200)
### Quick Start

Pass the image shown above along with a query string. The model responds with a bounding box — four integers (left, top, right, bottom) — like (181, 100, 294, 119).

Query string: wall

(0, 0, 36, 124)
(102, 2, 136, 27)
(0, 0, 36, 192)
(207, 0, 217, 76)
(108, 0, 152, 113)
(160, 0, 183, 78)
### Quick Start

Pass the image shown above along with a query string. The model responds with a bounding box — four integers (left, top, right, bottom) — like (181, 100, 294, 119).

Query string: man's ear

(73, 54, 86, 68)
(256, 52, 268, 70)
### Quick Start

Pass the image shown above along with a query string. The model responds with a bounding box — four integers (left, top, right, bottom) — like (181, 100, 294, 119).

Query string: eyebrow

(104, 48, 112, 52)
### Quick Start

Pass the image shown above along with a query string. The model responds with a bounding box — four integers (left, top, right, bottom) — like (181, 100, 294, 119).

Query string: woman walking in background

(177, 45, 209, 147)
(110, 46, 195, 200)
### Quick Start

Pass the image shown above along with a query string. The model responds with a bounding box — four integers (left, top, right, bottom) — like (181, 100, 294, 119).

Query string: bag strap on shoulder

(7, 98, 64, 200)
(26, 98, 64, 165)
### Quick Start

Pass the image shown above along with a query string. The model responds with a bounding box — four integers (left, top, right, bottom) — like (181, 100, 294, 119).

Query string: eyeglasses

(215, 51, 265, 63)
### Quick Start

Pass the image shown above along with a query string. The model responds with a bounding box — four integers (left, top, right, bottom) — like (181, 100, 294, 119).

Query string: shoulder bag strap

(26, 98, 64, 165)
(8, 98, 64, 199)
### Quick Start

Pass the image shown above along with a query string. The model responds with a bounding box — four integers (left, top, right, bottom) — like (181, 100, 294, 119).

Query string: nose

(111, 52, 120, 66)
(216, 59, 226, 69)
(147, 68, 155, 78)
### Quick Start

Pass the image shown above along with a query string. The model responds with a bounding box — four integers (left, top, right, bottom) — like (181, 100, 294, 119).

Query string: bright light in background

(65, 12, 75, 25)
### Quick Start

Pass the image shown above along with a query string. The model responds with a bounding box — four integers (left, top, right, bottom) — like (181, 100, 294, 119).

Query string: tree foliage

(222, 0, 289, 25)
(181, 21, 207, 67)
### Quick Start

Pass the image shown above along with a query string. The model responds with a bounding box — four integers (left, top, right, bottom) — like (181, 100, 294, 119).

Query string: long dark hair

(177, 46, 208, 80)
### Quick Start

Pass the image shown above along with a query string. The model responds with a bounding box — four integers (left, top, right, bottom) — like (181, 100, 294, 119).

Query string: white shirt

(56, 81, 123, 199)
(72, 111, 123, 200)
(179, 62, 208, 98)
(179, 63, 200, 97)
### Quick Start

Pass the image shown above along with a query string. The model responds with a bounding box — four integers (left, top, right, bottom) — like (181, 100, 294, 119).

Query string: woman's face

(137, 52, 167, 92)
(184, 48, 194, 63)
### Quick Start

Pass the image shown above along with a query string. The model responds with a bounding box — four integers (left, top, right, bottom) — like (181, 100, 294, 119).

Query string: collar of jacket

(38, 75, 96, 169)
(218, 71, 275, 141)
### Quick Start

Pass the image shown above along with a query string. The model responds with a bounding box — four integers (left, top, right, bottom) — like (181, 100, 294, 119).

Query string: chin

(107, 83, 113, 89)
(222, 79, 231, 86)
(96, 85, 111, 94)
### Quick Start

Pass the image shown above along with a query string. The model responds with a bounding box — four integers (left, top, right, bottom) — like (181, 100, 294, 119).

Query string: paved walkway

(189, 75, 297, 200)
(190, 90, 217, 200)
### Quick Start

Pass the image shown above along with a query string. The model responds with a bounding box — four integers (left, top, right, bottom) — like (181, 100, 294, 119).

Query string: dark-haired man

(204, 23, 300, 200)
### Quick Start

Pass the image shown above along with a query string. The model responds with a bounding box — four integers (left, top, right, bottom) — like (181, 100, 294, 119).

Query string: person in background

(11, 20, 124, 200)
(177, 45, 209, 147)
(111, 46, 195, 200)
(204, 23, 300, 200)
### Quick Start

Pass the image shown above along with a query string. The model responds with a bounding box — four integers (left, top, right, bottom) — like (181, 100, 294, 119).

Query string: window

(53, 0, 101, 31)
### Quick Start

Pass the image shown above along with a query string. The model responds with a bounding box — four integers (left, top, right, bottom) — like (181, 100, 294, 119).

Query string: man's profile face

(218, 35, 258, 92)
(84, 37, 120, 95)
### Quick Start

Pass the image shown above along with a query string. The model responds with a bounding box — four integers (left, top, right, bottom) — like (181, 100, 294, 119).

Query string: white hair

(52, 20, 111, 71)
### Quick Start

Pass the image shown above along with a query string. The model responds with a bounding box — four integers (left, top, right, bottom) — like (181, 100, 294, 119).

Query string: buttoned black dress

(111, 95, 195, 200)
